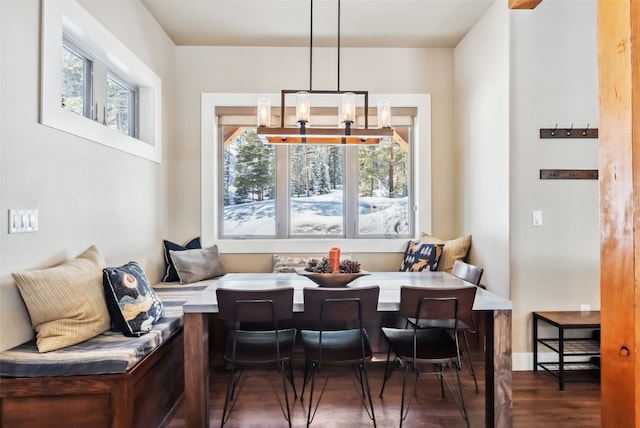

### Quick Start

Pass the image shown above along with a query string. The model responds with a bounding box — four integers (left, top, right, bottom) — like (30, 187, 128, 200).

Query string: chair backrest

(216, 287, 294, 327)
(451, 260, 483, 286)
(399, 286, 477, 329)
(303, 286, 380, 329)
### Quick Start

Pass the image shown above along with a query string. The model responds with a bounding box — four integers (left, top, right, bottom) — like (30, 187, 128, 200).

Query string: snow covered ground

(222, 191, 409, 236)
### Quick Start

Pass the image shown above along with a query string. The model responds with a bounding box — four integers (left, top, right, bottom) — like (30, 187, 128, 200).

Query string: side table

(532, 311, 600, 390)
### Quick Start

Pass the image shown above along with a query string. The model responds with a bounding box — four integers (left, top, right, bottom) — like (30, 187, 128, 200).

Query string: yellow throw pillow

(12, 245, 111, 352)
(420, 233, 472, 273)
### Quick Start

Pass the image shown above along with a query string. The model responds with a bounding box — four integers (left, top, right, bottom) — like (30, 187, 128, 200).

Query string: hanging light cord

(309, 0, 313, 91)
(337, 0, 341, 91)
(308, 0, 342, 92)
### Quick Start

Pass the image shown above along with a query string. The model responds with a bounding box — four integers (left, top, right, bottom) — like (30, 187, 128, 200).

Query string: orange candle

(329, 247, 341, 273)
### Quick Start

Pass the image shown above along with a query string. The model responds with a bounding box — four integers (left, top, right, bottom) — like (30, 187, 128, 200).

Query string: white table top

(183, 271, 512, 313)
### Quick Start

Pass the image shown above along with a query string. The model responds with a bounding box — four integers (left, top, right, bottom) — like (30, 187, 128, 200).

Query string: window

(217, 111, 414, 240)
(61, 40, 91, 118)
(201, 93, 430, 253)
(106, 73, 137, 137)
(41, 0, 161, 162)
(357, 138, 411, 236)
(221, 128, 276, 236)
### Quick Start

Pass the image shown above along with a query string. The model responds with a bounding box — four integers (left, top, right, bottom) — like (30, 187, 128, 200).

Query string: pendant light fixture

(256, 0, 393, 145)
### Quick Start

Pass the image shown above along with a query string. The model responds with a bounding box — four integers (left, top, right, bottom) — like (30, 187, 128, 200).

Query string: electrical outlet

(580, 304, 590, 312)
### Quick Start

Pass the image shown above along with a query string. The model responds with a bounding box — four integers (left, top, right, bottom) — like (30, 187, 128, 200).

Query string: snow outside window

(219, 125, 413, 239)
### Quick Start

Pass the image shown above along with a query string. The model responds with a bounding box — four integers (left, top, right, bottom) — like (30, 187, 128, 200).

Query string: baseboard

(512, 352, 533, 371)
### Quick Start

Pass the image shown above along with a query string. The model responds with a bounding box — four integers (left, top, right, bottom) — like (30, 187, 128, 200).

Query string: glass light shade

(296, 91, 310, 124)
(257, 98, 271, 127)
(341, 92, 356, 124)
(377, 99, 391, 128)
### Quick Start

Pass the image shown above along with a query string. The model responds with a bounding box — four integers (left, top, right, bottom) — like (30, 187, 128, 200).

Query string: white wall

(454, 0, 511, 299)
(509, 0, 599, 362)
(0, 0, 176, 351)
(170, 46, 460, 243)
(455, 0, 599, 367)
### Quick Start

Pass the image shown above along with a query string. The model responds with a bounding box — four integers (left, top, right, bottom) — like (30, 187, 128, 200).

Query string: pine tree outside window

(218, 118, 414, 239)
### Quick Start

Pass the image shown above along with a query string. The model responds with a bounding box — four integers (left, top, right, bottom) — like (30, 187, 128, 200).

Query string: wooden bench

(0, 282, 210, 428)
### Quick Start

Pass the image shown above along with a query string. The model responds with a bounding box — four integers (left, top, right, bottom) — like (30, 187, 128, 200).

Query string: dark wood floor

(166, 345, 600, 428)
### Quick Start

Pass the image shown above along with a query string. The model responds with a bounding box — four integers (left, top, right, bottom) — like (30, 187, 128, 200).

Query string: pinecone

(305, 257, 332, 273)
(339, 259, 361, 273)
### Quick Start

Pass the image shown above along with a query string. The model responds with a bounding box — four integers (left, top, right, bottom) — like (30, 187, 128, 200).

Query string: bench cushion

(0, 282, 209, 378)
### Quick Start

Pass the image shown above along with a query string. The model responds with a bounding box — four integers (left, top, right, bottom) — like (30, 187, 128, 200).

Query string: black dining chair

(403, 260, 483, 392)
(300, 286, 380, 427)
(380, 286, 475, 428)
(216, 287, 297, 428)
(450, 260, 483, 391)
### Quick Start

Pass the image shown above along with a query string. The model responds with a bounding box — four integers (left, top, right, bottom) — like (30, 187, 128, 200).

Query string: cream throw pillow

(12, 245, 110, 352)
(420, 233, 472, 273)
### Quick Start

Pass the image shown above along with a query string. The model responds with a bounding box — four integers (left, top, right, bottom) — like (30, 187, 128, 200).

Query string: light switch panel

(8, 209, 38, 233)
(532, 210, 543, 226)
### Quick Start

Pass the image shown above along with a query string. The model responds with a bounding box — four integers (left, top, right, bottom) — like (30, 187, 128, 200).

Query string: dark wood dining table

(182, 271, 513, 427)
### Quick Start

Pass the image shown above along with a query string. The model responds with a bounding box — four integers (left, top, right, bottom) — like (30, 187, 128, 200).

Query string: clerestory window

(42, 0, 162, 162)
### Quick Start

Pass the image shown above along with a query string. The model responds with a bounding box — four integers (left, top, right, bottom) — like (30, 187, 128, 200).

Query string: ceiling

(140, 0, 496, 48)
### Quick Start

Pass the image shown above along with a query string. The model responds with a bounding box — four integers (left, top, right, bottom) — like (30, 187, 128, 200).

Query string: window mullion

(344, 147, 359, 238)
(275, 146, 289, 238)
(93, 62, 107, 125)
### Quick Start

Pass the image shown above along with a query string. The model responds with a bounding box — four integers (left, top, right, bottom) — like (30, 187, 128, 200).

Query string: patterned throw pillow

(273, 255, 312, 273)
(103, 262, 164, 337)
(162, 237, 201, 282)
(399, 241, 444, 272)
(12, 245, 111, 352)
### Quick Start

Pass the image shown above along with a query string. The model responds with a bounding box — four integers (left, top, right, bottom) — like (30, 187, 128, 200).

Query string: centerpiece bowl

(295, 268, 370, 288)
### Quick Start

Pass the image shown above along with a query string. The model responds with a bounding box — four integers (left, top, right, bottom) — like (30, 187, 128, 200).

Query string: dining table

(182, 271, 513, 427)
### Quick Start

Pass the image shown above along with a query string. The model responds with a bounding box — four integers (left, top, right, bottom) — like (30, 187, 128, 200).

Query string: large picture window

(201, 93, 430, 253)
(219, 124, 413, 239)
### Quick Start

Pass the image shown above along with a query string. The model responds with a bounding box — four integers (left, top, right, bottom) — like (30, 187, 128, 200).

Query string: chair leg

(285, 359, 298, 398)
(301, 359, 312, 400)
(379, 346, 395, 397)
(399, 360, 412, 428)
(278, 361, 293, 428)
(221, 365, 242, 427)
(452, 362, 470, 428)
(461, 330, 479, 393)
(305, 362, 319, 427)
(357, 362, 377, 427)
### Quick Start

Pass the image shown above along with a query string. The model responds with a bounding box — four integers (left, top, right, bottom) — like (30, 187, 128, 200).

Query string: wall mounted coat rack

(540, 169, 599, 180)
(540, 124, 598, 139)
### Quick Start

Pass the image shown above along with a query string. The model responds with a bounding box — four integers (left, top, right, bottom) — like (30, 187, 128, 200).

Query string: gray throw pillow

(170, 245, 226, 284)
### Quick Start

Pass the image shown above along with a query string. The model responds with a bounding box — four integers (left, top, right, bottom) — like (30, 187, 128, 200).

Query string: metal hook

(582, 123, 589, 136)
(551, 123, 558, 136)
(566, 124, 573, 136)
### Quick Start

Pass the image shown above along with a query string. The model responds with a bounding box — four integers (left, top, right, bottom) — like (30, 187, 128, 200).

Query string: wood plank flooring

(165, 347, 600, 428)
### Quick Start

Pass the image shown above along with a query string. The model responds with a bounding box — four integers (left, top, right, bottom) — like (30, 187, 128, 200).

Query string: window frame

(61, 37, 93, 119)
(218, 128, 415, 239)
(41, 0, 161, 163)
(201, 93, 431, 254)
